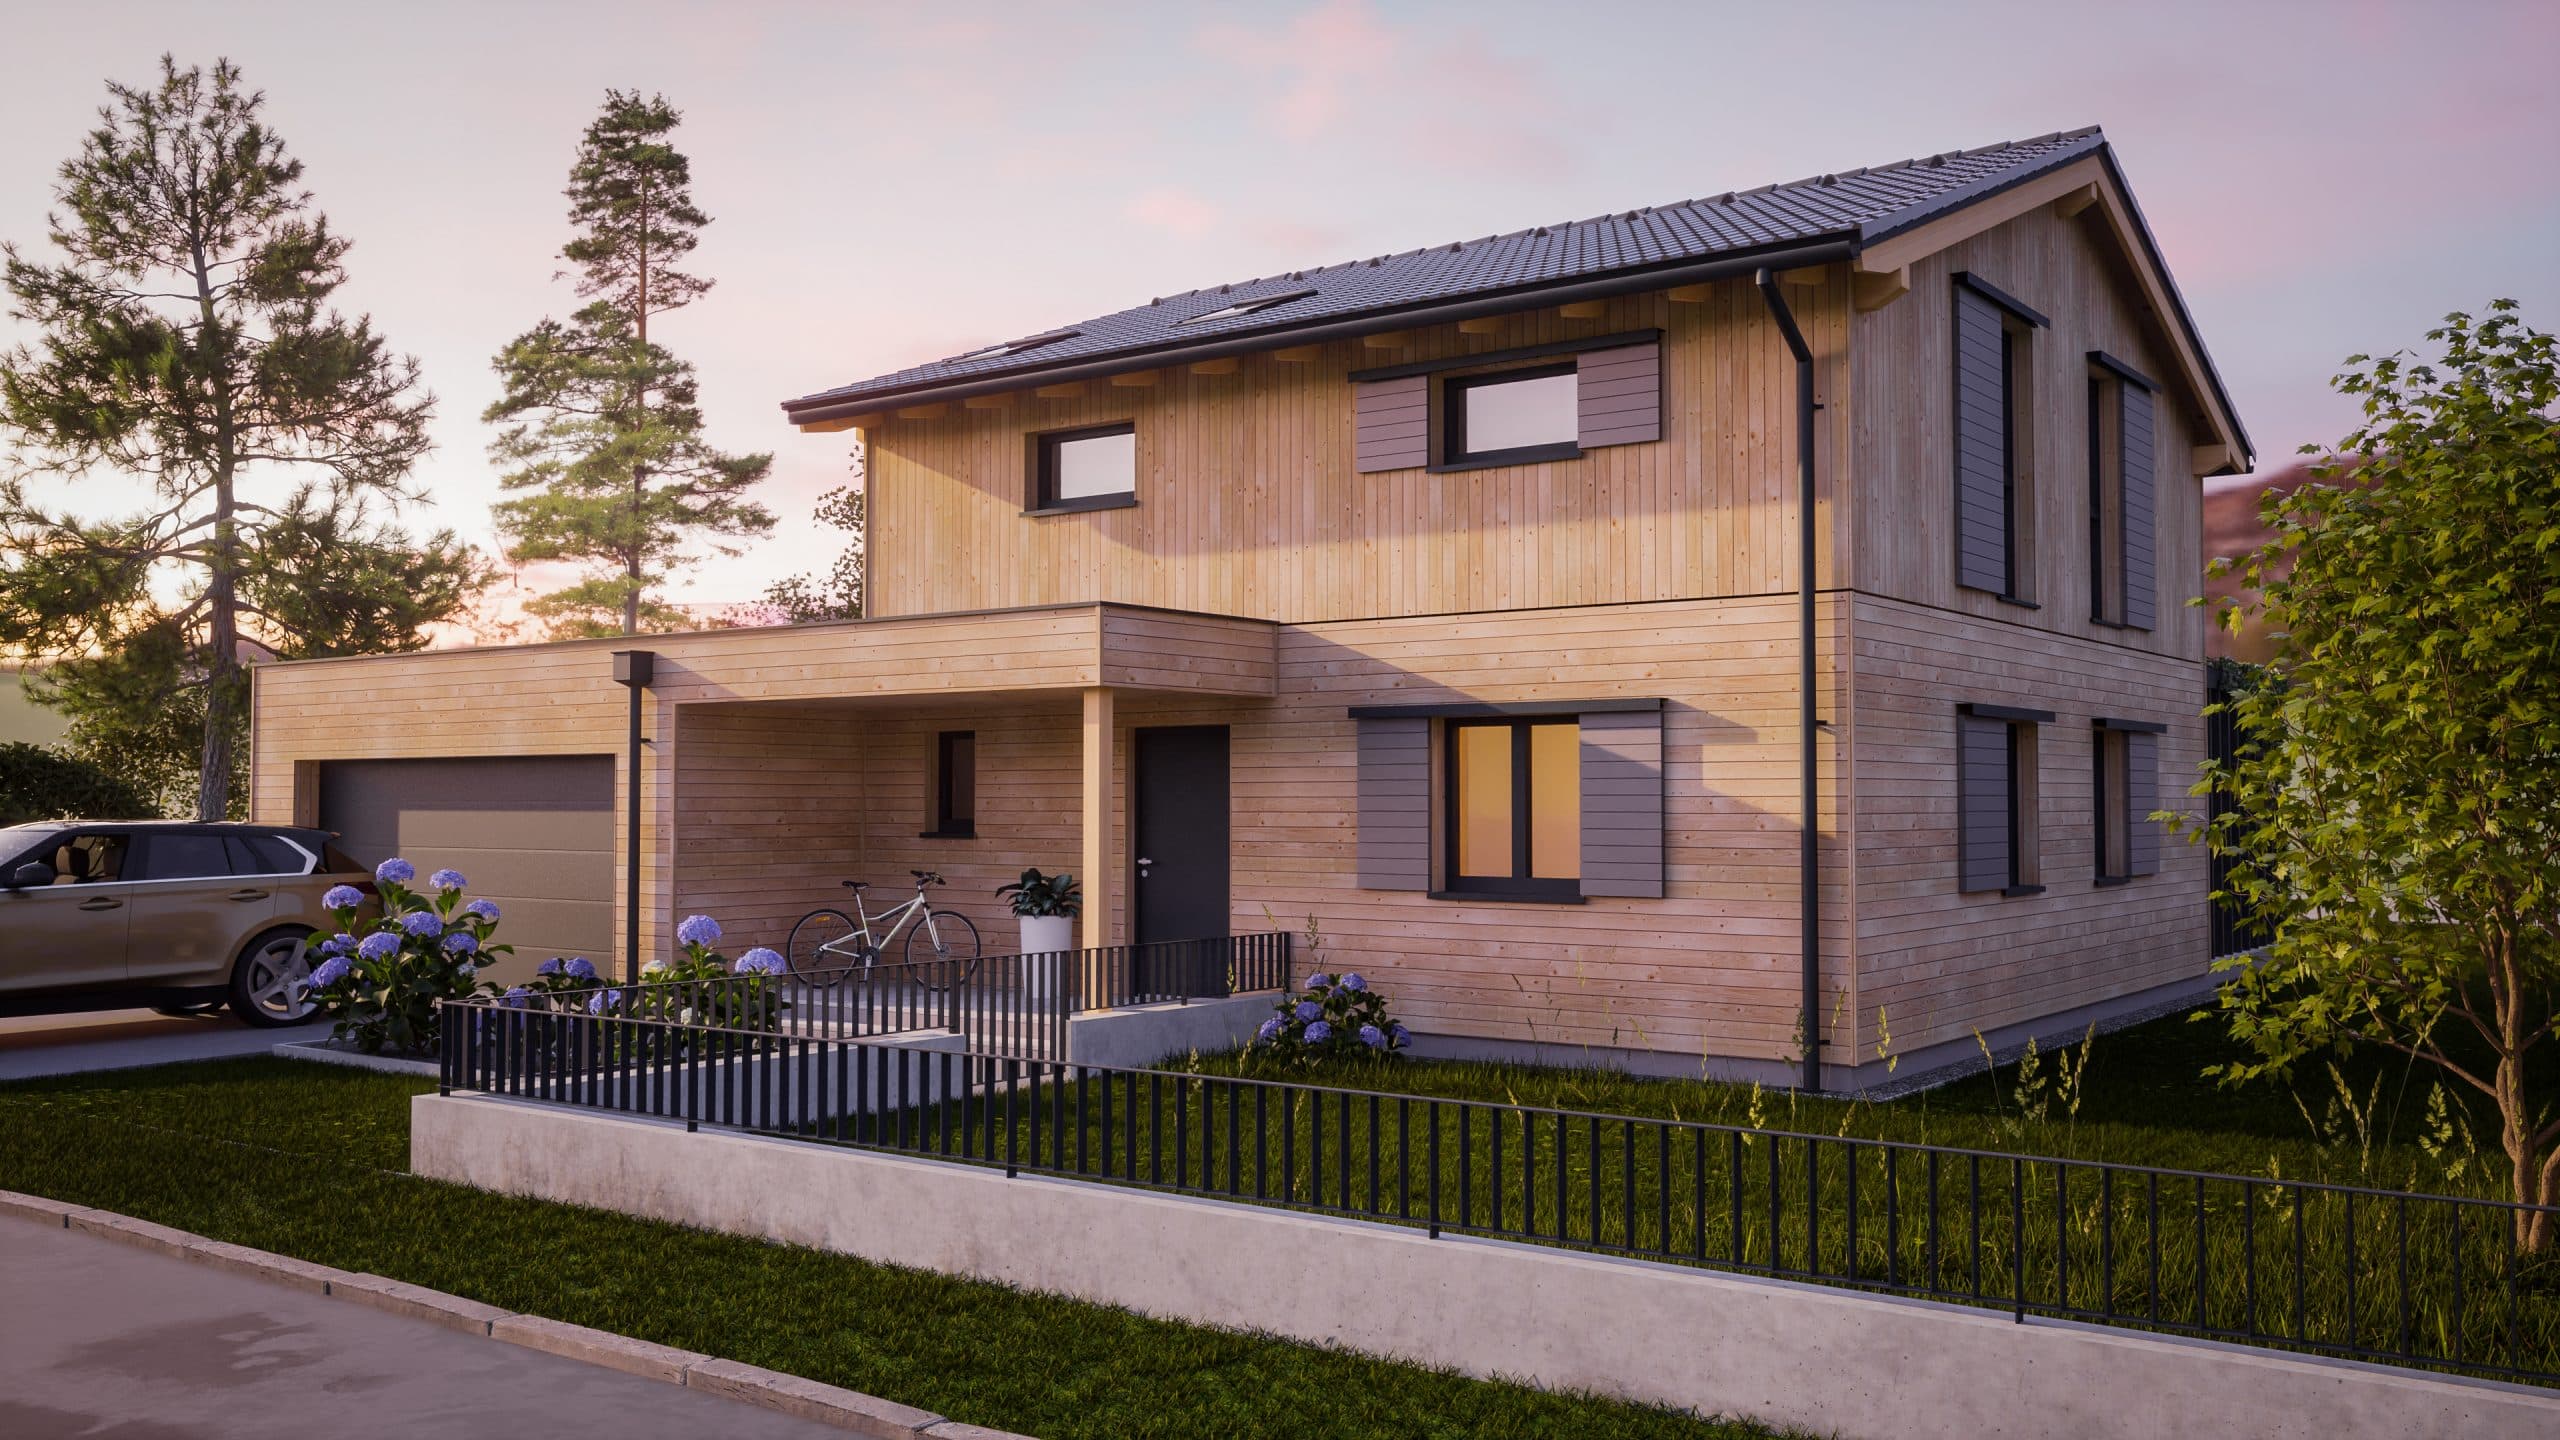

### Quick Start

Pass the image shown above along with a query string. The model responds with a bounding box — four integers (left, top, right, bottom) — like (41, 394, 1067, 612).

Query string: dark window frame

(1440, 716, 1581, 902)
(1440, 363, 1581, 470)
(1025, 421, 1140, 515)
(923, 730, 977, 839)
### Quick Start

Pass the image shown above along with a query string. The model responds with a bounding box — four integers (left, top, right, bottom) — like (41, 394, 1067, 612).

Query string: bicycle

(785, 870, 983, 992)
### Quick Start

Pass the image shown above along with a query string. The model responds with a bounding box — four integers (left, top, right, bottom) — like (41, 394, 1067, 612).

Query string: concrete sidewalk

(0, 1216, 850, 1440)
(0, 1009, 322, 1080)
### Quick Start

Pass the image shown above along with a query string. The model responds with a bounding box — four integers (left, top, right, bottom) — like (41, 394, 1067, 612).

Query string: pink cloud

(1127, 185, 1222, 238)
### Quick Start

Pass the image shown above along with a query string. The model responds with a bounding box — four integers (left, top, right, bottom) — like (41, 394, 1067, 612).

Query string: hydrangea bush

(304, 859, 512, 1054)
(1251, 970, 1409, 1065)
(621, 914, 788, 1033)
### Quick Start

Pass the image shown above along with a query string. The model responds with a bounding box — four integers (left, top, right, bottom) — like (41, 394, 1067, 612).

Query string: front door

(1132, 725, 1230, 945)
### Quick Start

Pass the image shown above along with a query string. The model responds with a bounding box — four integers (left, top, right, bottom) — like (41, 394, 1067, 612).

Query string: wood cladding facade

(251, 192, 2230, 1080)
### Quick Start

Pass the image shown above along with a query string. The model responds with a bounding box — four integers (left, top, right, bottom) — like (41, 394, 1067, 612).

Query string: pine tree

(486, 91, 772, 637)
(0, 57, 482, 819)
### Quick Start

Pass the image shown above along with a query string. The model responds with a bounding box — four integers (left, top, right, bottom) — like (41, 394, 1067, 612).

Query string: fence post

(1428, 1101, 1442, 1239)
(2014, 1156, 2027, 1323)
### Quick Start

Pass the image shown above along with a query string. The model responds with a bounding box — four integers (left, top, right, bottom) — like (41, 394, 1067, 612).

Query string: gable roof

(783, 127, 2247, 464)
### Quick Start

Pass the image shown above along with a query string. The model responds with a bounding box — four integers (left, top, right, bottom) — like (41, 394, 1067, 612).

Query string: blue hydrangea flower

(1294, 999, 1322, 1022)
(676, 914, 723, 947)
(322, 884, 364, 910)
(374, 857, 415, 885)
(1390, 1023, 1410, 1046)
(501, 986, 532, 1008)
(1256, 1016, 1281, 1042)
(1304, 1020, 1332, 1044)
(1340, 972, 1367, 992)
(563, 956, 597, 981)
(318, 933, 354, 956)
(356, 932, 400, 962)
(536, 956, 564, 977)
(1305, 973, 1332, 990)
(587, 988, 623, 1015)
(399, 911, 443, 940)
(1359, 1024, 1384, 1047)
(462, 898, 500, 922)
(442, 932, 478, 956)
(428, 868, 467, 891)
(732, 947, 786, 976)
(307, 955, 352, 989)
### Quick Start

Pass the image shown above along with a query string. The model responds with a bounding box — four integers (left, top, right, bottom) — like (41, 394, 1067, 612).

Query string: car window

(239, 833, 313, 875)
(130, 832, 235, 882)
(43, 832, 128, 885)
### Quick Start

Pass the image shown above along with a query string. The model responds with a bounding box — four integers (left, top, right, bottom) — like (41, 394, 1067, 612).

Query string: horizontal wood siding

(1353, 717, 1430, 890)
(1575, 342, 1661, 448)
(1577, 708, 1664, 898)
(1353, 374, 1429, 473)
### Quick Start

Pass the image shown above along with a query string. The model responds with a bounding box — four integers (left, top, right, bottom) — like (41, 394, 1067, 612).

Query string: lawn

(0, 1057, 1781, 1440)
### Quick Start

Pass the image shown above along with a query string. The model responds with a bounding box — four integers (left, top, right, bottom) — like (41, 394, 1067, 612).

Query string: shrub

(1251, 971, 1409, 1065)
(0, 741, 156, 825)
(304, 858, 510, 1054)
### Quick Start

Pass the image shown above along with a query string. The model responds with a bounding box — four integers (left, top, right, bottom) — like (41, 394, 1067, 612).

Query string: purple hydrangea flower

(399, 911, 443, 940)
(461, 898, 500, 922)
(1359, 1024, 1384, 1048)
(732, 947, 786, 976)
(1305, 973, 1332, 990)
(587, 988, 623, 1015)
(563, 956, 597, 981)
(428, 868, 467, 892)
(501, 986, 532, 1008)
(536, 956, 565, 977)
(322, 884, 364, 910)
(374, 857, 415, 885)
(1340, 972, 1367, 992)
(1390, 1023, 1410, 1046)
(442, 931, 478, 956)
(676, 914, 723, 947)
(1294, 999, 1322, 1023)
(307, 955, 352, 990)
(318, 933, 354, 956)
(1303, 1020, 1332, 1044)
(1256, 1016, 1282, 1042)
(356, 932, 401, 962)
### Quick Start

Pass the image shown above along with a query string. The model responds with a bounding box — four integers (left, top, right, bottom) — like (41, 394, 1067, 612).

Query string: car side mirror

(9, 861, 56, 889)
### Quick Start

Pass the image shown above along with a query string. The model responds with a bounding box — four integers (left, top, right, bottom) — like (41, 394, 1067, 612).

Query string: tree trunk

(193, 239, 241, 821)
(623, 193, 650, 637)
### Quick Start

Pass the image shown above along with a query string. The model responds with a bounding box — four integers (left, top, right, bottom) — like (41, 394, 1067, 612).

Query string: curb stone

(0, 1189, 1035, 1439)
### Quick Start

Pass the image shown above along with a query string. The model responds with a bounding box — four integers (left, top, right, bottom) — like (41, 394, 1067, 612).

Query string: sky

(2, 0, 2554, 632)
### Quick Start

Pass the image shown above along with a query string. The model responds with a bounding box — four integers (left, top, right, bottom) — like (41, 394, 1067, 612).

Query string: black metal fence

(439, 1005, 2560, 1386)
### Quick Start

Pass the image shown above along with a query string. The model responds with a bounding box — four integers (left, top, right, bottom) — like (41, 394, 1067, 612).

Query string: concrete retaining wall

(1067, 993, 1271, 1068)
(413, 1095, 2555, 1440)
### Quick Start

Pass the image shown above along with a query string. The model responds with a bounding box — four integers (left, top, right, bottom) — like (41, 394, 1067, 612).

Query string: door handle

(78, 897, 122, 911)
(229, 888, 270, 902)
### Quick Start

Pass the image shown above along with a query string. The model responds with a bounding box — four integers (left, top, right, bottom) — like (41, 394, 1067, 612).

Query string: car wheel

(228, 926, 319, 1027)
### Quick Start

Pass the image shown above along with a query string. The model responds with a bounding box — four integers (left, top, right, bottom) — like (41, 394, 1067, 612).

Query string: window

(1029, 423, 1137, 512)
(1443, 365, 1579, 467)
(1442, 718, 1580, 899)
(227, 832, 314, 876)
(130, 831, 232, 882)
(2093, 718, 2162, 883)
(2094, 726, 2132, 882)
(2089, 371, 2126, 624)
(927, 731, 976, 838)
(1958, 704, 2047, 895)
(30, 831, 127, 884)
(1175, 287, 1315, 326)
(1953, 277, 2043, 603)
(952, 328, 1079, 363)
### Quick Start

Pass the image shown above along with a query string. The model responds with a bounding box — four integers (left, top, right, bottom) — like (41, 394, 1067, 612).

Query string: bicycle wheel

(787, 909, 861, 988)
(905, 910, 981, 993)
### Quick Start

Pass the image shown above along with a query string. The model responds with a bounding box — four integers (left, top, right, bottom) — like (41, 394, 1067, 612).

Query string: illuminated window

(1445, 718, 1579, 899)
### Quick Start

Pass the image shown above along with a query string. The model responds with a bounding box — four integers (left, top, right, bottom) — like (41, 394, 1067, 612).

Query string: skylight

(950, 329, 1079, 364)
(1174, 287, 1316, 326)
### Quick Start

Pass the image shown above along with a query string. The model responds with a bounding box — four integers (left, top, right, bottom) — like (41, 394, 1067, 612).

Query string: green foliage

(996, 866, 1082, 919)
(0, 741, 154, 824)
(0, 57, 483, 819)
(2194, 301, 2560, 1243)
(305, 867, 510, 1055)
(1250, 971, 1410, 1063)
(486, 91, 772, 638)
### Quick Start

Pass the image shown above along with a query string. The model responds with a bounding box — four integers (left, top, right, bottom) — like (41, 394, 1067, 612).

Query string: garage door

(318, 756, 614, 982)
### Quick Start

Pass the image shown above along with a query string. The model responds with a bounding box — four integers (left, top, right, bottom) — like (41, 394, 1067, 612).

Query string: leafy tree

(0, 57, 481, 819)
(757, 455, 866, 623)
(486, 90, 772, 638)
(0, 742, 153, 826)
(2199, 302, 2560, 1247)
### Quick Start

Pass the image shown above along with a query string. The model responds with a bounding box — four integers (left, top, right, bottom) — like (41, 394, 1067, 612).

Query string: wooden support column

(1080, 686, 1115, 958)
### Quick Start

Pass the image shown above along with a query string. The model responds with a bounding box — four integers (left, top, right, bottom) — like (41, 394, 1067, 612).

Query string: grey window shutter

(1355, 716, 1430, 889)
(1958, 711, 2012, 892)
(1953, 286, 2009, 594)
(2120, 382, 2157, 630)
(1354, 375, 1429, 473)
(2125, 730, 2160, 876)
(1576, 342, 1660, 449)
(1578, 709, 1663, 898)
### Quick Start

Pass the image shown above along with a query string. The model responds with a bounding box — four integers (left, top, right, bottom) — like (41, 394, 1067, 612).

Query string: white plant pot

(1018, 915, 1075, 999)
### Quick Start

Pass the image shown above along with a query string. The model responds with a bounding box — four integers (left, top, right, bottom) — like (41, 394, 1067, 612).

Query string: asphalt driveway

(0, 1009, 318, 1081)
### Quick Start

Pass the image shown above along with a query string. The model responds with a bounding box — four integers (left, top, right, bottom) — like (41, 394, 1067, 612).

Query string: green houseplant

(997, 867, 1081, 997)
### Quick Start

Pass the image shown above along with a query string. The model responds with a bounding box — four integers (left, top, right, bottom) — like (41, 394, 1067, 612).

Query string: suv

(0, 821, 370, 1026)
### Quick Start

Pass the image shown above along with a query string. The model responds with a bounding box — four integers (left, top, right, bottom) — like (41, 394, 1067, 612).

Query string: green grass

(0, 1058, 1780, 1440)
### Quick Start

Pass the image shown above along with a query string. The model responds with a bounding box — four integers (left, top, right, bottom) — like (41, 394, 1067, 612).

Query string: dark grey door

(1133, 726, 1229, 944)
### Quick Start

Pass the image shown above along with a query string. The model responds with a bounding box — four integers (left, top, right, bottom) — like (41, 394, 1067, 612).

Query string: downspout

(1755, 269, 1822, 1095)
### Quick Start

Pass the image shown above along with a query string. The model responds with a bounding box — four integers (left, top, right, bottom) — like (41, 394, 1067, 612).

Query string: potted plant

(997, 867, 1081, 998)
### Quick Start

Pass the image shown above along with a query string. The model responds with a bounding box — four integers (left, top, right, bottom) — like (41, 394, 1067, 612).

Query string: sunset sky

(3, 0, 2554, 627)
